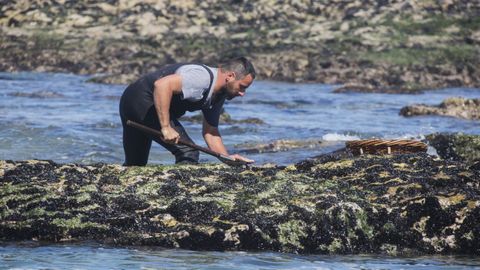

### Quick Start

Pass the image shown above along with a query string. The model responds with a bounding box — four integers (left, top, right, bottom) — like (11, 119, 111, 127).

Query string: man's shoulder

(176, 64, 212, 76)
(176, 65, 213, 89)
(176, 64, 215, 100)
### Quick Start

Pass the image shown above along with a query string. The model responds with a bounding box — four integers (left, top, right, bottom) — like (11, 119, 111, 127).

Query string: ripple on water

(7, 90, 65, 99)
(1, 244, 480, 270)
(88, 121, 121, 129)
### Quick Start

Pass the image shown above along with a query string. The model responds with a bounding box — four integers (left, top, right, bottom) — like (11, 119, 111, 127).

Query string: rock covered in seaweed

(1, 154, 479, 255)
(234, 139, 324, 154)
(426, 133, 480, 166)
(180, 109, 265, 125)
(400, 97, 480, 120)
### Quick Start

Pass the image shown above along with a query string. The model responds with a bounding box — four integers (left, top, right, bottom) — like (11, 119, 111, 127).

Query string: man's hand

(153, 74, 183, 142)
(161, 126, 180, 144)
(229, 154, 254, 164)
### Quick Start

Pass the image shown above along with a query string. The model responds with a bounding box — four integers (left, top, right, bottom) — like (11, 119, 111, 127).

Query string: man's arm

(202, 119, 254, 163)
(153, 74, 182, 144)
(202, 119, 228, 155)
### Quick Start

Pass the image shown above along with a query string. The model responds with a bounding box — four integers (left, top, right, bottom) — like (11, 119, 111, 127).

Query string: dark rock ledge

(400, 97, 480, 121)
(426, 133, 480, 166)
(1, 153, 479, 255)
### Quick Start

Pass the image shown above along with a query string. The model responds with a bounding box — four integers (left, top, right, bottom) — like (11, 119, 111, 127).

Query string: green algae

(313, 159, 354, 171)
(75, 192, 91, 204)
(355, 208, 374, 239)
(327, 238, 344, 253)
(78, 184, 97, 193)
(51, 217, 108, 230)
(278, 220, 308, 252)
(427, 133, 480, 165)
(76, 203, 100, 212)
(382, 15, 480, 36)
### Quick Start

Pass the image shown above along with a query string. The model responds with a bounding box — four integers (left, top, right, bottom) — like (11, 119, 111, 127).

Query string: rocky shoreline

(426, 133, 480, 166)
(1, 133, 479, 255)
(400, 97, 480, 120)
(1, 0, 479, 92)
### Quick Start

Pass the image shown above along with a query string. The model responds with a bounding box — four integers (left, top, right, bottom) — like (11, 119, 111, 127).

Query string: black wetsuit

(119, 63, 214, 166)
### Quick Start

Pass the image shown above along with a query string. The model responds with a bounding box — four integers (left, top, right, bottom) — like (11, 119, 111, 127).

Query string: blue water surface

(1, 243, 479, 270)
(0, 72, 478, 165)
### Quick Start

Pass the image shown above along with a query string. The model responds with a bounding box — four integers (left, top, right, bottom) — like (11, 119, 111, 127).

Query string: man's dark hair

(220, 57, 256, 79)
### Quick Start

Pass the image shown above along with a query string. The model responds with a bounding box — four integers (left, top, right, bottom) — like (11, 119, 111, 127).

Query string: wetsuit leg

(121, 122, 152, 166)
(120, 96, 199, 165)
(119, 86, 153, 166)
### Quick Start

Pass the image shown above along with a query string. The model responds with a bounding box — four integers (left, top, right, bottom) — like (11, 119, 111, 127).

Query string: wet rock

(426, 133, 480, 165)
(87, 73, 137, 85)
(333, 84, 424, 94)
(7, 90, 65, 99)
(1, 155, 479, 255)
(235, 139, 323, 154)
(400, 97, 480, 120)
(180, 110, 265, 125)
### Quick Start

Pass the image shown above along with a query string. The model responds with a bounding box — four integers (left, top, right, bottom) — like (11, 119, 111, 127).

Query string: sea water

(0, 72, 479, 165)
(1, 243, 480, 270)
(0, 72, 479, 269)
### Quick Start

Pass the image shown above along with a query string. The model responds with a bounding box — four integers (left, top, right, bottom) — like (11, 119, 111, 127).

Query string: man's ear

(225, 71, 236, 82)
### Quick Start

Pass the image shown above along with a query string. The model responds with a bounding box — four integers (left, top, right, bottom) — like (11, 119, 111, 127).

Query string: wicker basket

(346, 139, 427, 155)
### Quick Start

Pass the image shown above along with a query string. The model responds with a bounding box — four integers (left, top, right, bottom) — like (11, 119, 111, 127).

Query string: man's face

(224, 73, 254, 100)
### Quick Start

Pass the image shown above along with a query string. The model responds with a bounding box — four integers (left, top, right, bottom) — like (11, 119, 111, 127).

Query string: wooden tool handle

(126, 120, 233, 160)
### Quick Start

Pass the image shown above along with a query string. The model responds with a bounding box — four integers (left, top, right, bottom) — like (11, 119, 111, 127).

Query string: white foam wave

(380, 133, 426, 140)
(322, 133, 360, 141)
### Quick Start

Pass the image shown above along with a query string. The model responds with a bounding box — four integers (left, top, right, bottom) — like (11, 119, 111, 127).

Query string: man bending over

(119, 57, 256, 166)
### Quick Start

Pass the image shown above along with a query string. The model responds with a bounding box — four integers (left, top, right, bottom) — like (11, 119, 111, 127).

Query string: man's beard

(221, 87, 236, 100)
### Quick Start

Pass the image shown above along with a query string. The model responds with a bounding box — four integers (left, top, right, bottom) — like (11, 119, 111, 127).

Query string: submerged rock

(1, 154, 479, 255)
(426, 133, 480, 165)
(400, 97, 480, 120)
(87, 74, 138, 85)
(333, 84, 424, 94)
(235, 139, 324, 154)
(7, 90, 65, 99)
(180, 110, 265, 125)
